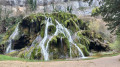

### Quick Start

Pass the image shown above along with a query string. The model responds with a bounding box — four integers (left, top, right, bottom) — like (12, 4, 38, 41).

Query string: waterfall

(38, 18, 53, 61)
(27, 35, 41, 59)
(57, 20, 85, 58)
(64, 28, 85, 58)
(46, 19, 65, 51)
(46, 20, 85, 58)
(27, 18, 85, 60)
(6, 23, 19, 53)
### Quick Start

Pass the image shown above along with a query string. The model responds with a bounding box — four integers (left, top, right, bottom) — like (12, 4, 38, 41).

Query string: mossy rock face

(28, 47, 42, 60)
(19, 14, 46, 37)
(65, 18, 79, 32)
(71, 44, 79, 57)
(50, 12, 77, 24)
(49, 36, 70, 59)
(77, 31, 90, 50)
(77, 19, 89, 30)
(17, 47, 43, 60)
(71, 44, 89, 57)
(77, 44, 89, 56)
(48, 25, 56, 35)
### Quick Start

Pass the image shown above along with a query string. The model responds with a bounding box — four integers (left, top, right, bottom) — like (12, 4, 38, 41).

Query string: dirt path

(0, 55, 120, 67)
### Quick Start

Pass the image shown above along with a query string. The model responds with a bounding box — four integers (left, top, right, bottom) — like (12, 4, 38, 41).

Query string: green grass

(0, 51, 120, 62)
(0, 55, 22, 61)
(0, 54, 44, 62)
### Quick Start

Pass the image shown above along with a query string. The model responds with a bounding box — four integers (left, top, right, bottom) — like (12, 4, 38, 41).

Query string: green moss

(77, 31, 90, 49)
(50, 12, 77, 24)
(58, 33, 65, 37)
(50, 36, 58, 45)
(71, 45, 79, 57)
(62, 37, 70, 49)
(76, 19, 89, 30)
(40, 23, 45, 38)
(48, 25, 56, 35)
(7, 51, 19, 57)
(65, 18, 79, 32)
(17, 51, 25, 58)
(20, 13, 46, 38)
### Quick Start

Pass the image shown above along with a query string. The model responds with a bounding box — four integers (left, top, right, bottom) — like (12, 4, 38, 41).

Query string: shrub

(91, 7, 100, 16)
(110, 33, 120, 51)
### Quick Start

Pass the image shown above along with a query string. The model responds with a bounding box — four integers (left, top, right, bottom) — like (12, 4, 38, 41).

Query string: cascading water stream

(6, 23, 19, 53)
(46, 20, 65, 50)
(64, 28, 85, 58)
(38, 17, 53, 61)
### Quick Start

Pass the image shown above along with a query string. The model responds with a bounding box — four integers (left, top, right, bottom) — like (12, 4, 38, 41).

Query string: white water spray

(38, 18, 53, 61)
(6, 23, 19, 53)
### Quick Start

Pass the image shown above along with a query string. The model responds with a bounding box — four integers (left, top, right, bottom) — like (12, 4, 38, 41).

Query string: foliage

(91, 7, 100, 16)
(110, 33, 120, 51)
(98, 0, 120, 33)
(65, 18, 79, 32)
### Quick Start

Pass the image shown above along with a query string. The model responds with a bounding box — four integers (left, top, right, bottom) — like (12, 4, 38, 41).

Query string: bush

(110, 33, 120, 51)
(91, 7, 100, 16)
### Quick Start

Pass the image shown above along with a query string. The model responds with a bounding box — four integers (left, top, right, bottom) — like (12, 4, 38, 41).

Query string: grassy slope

(0, 55, 22, 61)
(0, 54, 44, 62)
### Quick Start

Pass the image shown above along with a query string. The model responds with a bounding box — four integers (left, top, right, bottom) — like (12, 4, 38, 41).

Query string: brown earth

(0, 55, 120, 67)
